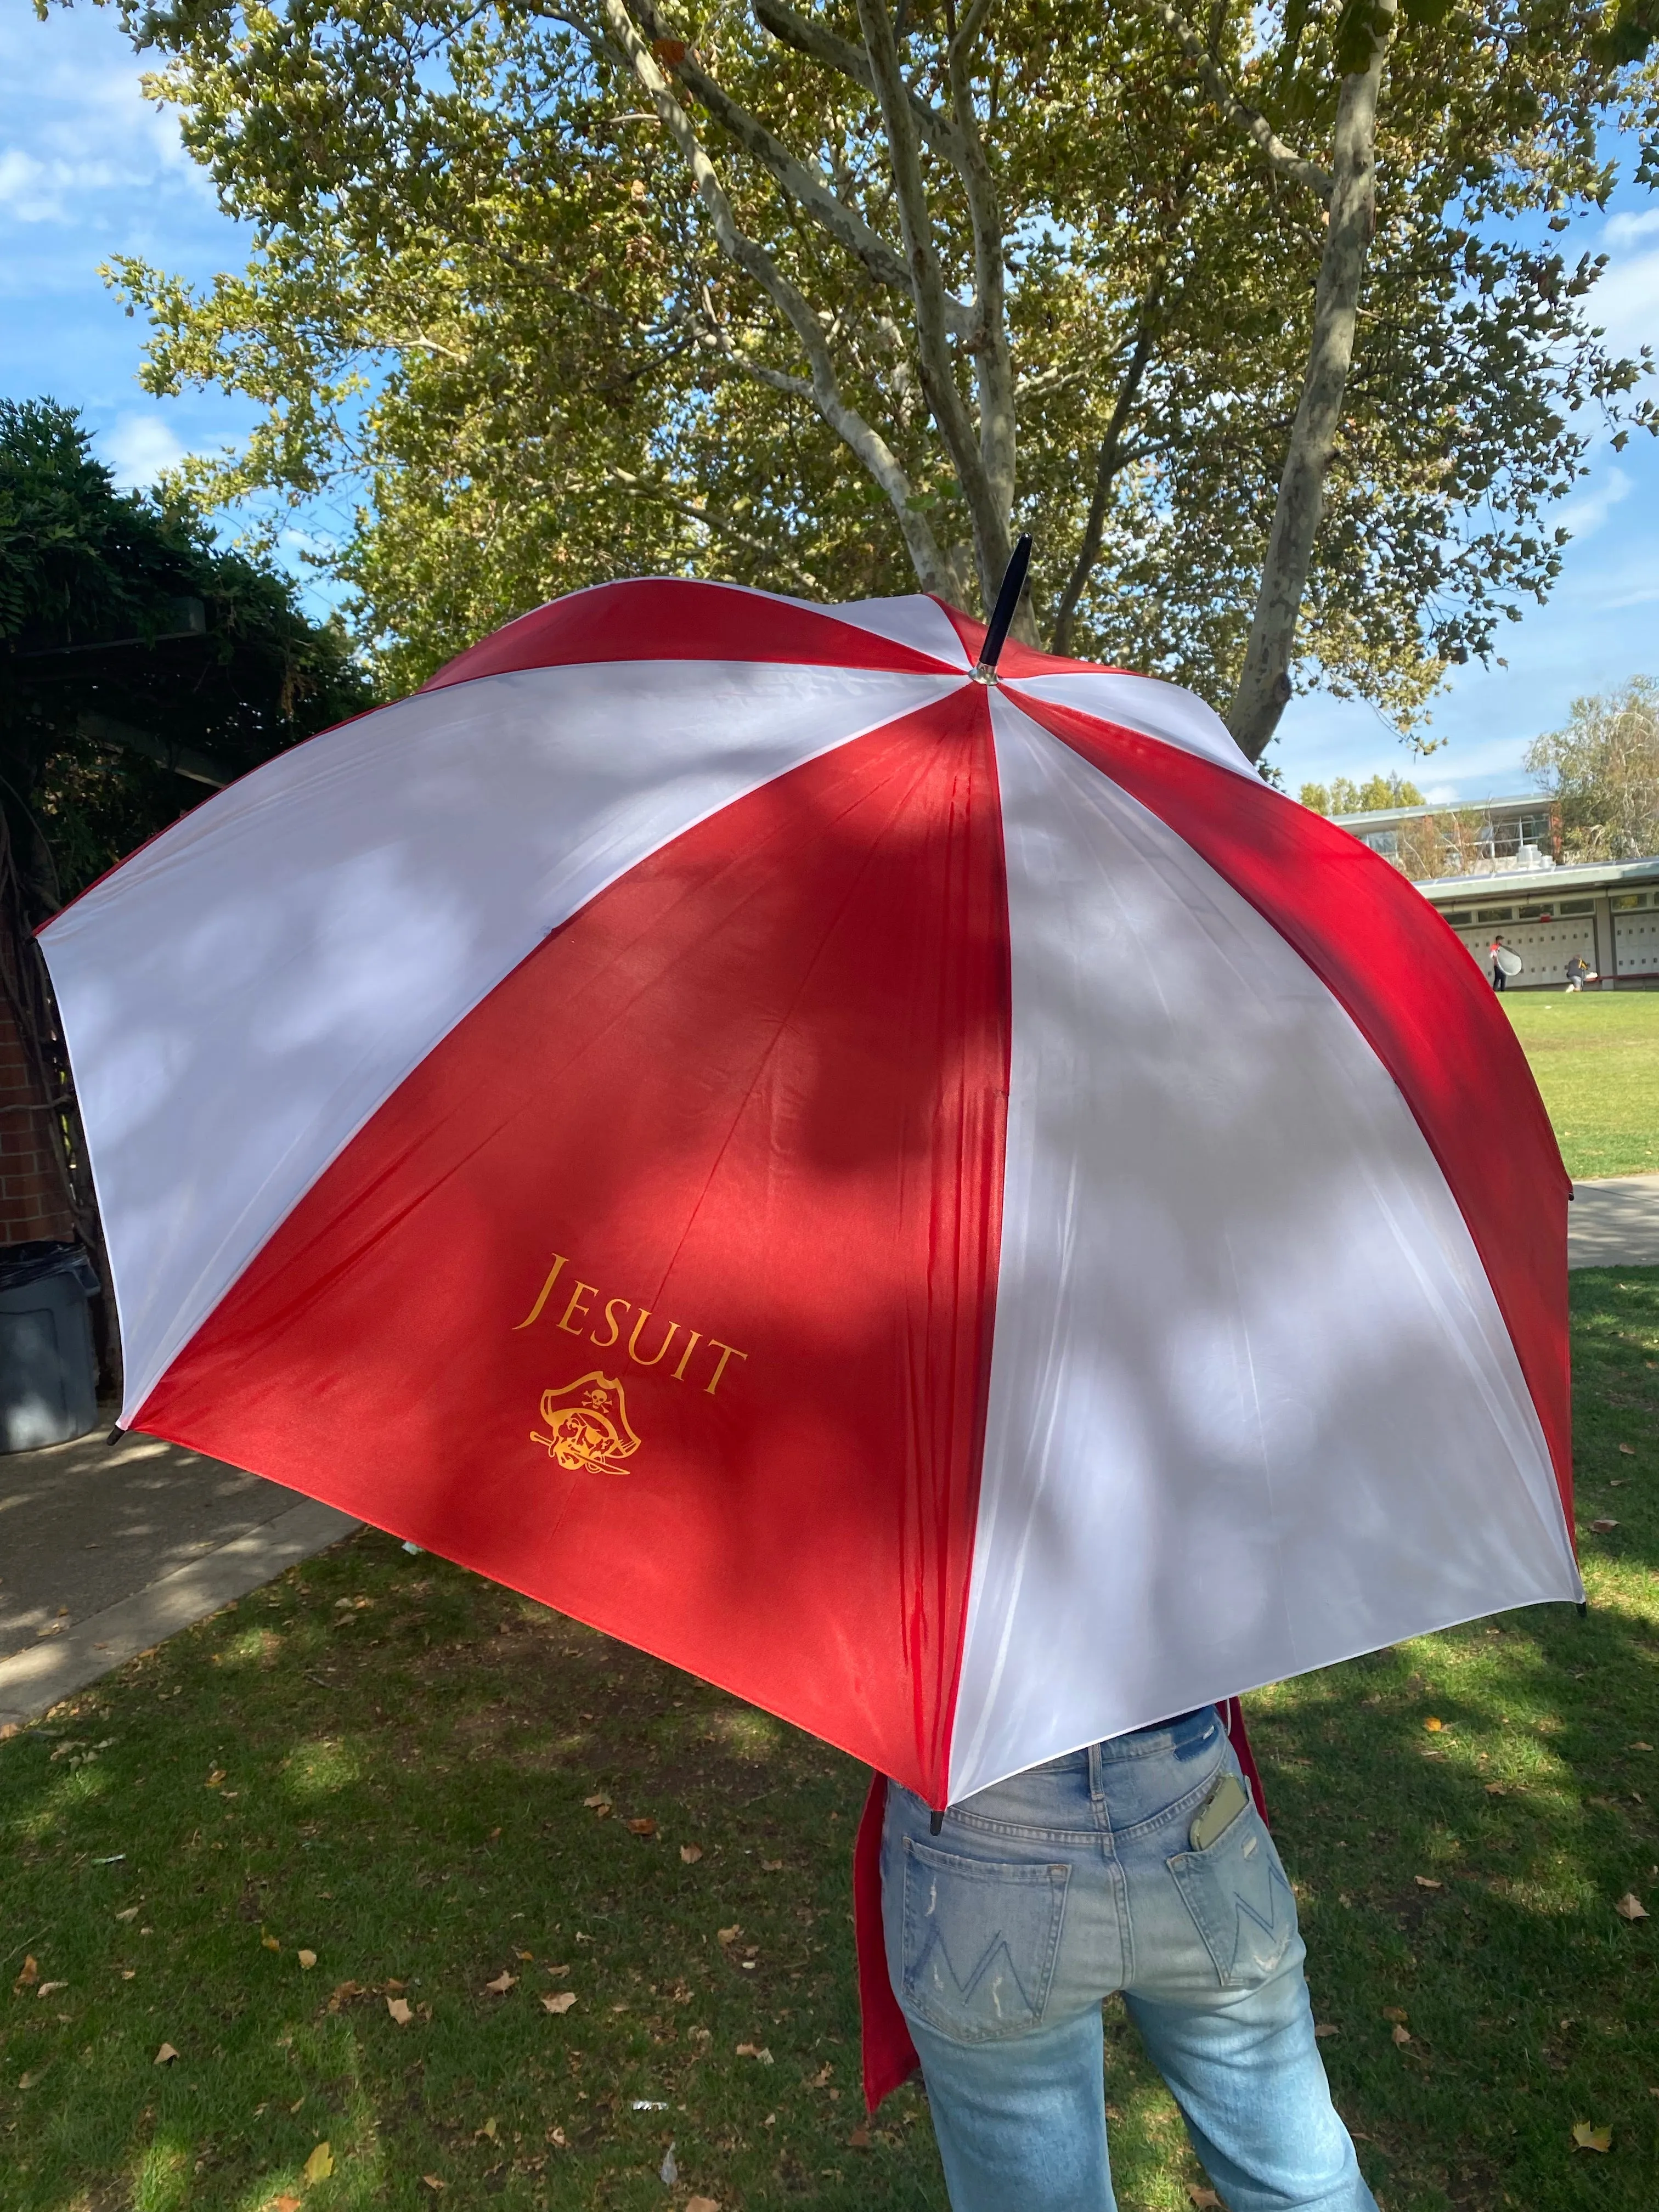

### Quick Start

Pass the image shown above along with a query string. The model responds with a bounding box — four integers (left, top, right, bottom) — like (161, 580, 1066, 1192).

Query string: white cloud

(101, 411, 187, 489)
(0, 147, 71, 224)
(1554, 465, 1632, 545)
(1604, 208, 1659, 250)
(1588, 234, 1659, 364)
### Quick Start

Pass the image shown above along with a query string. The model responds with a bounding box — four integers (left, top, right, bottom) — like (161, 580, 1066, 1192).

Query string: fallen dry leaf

(1618, 1442, 1635, 1455)
(1485, 1782, 1508, 1796)
(761, 1858, 785, 1871)
(115, 1906, 139, 1922)
(1615, 1892, 1649, 1922)
(1391, 2023, 1413, 2046)
(477, 2117, 499, 2141)
(515, 1949, 533, 1961)
(154, 2042, 179, 2066)
(1589, 1517, 1620, 1534)
(269, 2196, 302, 2212)
(1423, 1717, 1444, 1732)
(36, 1981, 68, 1999)
(627, 1817, 657, 1837)
(582, 1792, 611, 1812)
(1572, 2122, 1612, 2153)
(1383, 2006, 1409, 2021)
(848, 2125, 871, 2149)
(1188, 2191, 1223, 2209)
(544, 1962, 571, 1976)
(386, 1996, 414, 2025)
(13, 1956, 38, 1990)
(262, 1934, 280, 1953)
(205, 1768, 226, 1788)
(1413, 1875, 1444, 1890)
(296, 1949, 317, 1971)
(302, 2142, 333, 2185)
(679, 1844, 703, 1864)
(686, 2199, 720, 2212)
(717, 1923, 741, 1944)
(736, 2041, 774, 2063)
(1314, 2022, 1340, 2039)
(422, 2175, 445, 2192)
(485, 1970, 517, 1994)
(1629, 1742, 1653, 1752)
(541, 1991, 578, 2014)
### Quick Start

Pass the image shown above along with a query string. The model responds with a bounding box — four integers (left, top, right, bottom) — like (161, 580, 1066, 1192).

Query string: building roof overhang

(1414, 854, 1659, 904)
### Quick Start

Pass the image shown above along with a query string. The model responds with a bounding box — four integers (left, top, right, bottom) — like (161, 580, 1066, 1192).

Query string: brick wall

(0, 988, 75, 1247)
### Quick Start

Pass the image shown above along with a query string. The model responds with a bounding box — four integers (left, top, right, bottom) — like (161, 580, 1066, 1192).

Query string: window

(1476, 907, 1514, 923)
(1611, 894, 1645, 911)
(1558, 900, 1594, 916)
(1517, 815, 1552, 846)
(1363, 829, 1400, 857)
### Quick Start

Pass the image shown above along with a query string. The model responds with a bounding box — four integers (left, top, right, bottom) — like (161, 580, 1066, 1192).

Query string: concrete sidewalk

(1569, 1173, 1659, 1268)
(0, 1424, 357, 1729)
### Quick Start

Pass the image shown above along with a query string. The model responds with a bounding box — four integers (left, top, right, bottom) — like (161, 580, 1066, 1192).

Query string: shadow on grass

(1, 1271, 1655, 2212)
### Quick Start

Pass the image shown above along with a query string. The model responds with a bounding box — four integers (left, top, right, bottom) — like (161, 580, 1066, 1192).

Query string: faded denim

(882, 1705, 1376, 2212)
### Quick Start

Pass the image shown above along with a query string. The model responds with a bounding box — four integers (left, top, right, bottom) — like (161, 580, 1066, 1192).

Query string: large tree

(2, 398, 369, 907)
(92, 0, 1658, 749)
(1526, 675, 1659, 859)
(0, 396, 368, 1336)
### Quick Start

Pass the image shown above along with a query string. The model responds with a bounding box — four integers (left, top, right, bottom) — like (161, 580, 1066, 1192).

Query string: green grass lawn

(1502, 990, 1659, 1180)
(4, 1272, 1657, 2212)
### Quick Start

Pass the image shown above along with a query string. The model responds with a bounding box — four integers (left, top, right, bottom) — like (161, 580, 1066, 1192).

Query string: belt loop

(1088, 1739, 1104, 1803)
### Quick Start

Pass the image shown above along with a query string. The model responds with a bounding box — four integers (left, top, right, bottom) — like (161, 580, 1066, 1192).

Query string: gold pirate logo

(531, 1372, 642, 1475)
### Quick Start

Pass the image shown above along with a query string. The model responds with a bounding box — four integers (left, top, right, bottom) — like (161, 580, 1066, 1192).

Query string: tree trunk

(1226, 0, 1396, 761)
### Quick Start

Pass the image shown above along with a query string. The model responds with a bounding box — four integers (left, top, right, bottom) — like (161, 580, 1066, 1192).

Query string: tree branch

(753, 0, 968, 169)
(586, 0, 953, 594)
(1227, 0, 1397, 757)
(635, 8, 975, 337)
(1144, 0, 1332, 202)
(855, 0, 1007, 605)
(1049, 318, 1162, 655)
(607, 465, 823, 589)
(943, 0, 1021, 622)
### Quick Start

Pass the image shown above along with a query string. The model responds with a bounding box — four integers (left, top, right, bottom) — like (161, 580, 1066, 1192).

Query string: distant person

(1565, 953, 1589, 992)
(1489, 936, 1511, 991)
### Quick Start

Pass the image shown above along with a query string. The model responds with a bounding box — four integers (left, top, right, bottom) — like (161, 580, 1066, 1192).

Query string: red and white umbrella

(42, 579, 1580, 1807)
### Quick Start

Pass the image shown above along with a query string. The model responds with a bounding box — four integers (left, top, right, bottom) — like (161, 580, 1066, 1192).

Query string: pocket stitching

(1165, 1813, 1295, 1990)
(899, 1837, 1069, 2044)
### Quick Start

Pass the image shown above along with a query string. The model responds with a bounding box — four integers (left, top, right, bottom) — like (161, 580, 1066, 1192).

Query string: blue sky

(3, 2, 1656, 798)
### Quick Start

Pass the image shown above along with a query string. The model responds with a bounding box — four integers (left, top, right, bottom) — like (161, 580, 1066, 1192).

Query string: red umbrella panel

(41, 580, 1579, 1809)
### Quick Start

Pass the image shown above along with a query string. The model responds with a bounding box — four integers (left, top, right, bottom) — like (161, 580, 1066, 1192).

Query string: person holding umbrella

(879, 1708, 1374, 2211)
(44, 564, 1578, 2212)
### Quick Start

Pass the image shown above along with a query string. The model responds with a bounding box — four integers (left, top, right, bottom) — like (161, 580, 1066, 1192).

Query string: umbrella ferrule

(972, 532, 1032, 684)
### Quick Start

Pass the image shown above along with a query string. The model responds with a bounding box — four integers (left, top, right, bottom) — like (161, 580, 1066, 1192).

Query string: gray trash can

(0, 1242, 100, 1452)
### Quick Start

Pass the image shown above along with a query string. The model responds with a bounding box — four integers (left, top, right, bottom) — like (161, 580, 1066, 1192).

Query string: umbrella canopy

(41, 580, 1581, 1805)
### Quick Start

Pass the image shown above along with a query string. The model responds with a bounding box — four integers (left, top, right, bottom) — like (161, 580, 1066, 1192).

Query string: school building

(1326, 795, 1659, 988)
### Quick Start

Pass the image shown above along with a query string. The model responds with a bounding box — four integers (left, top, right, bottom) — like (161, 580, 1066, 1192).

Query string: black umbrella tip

(972, 534, 1033, 684)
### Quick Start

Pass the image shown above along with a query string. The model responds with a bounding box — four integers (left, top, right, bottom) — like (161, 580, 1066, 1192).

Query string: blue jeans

(881, 1706, 1375, 2212)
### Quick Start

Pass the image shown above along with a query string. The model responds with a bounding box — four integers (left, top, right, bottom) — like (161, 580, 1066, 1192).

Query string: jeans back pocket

(1166, 1802, 1296, 1990)
(900, 1836, 1069, 2044)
